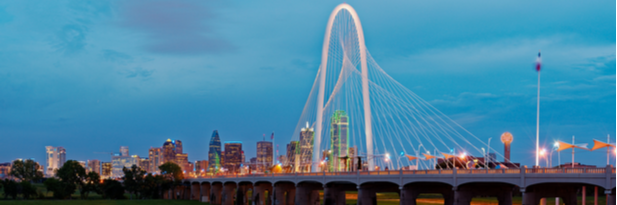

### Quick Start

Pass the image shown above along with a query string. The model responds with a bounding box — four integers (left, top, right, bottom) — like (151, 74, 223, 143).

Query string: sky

(0, 0, 615, 167)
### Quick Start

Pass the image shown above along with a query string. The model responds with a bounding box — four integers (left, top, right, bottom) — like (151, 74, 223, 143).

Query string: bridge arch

(314, 3, 373, 171)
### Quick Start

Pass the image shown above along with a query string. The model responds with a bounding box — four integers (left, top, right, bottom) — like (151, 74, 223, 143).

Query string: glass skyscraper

(207, 130, 222, 173)
(330, 110, 349, 172)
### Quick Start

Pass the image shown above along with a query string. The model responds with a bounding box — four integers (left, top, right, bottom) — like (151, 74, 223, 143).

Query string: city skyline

(0, 0, 615, 167)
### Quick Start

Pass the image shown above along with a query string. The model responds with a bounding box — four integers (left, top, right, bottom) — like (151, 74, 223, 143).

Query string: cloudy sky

(0, 0, 614, 167)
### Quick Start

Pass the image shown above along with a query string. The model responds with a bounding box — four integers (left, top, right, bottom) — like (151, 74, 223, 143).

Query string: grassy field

(0, 200, 205, 205)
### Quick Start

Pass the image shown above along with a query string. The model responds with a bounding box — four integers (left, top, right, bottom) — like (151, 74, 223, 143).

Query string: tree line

(0, 159, 184, 200)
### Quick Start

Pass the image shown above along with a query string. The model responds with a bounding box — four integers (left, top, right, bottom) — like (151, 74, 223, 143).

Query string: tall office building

(45, 146, 66, 177)
(256, 141, 273, 172)
(0, 163, 11, 179)
(299, 122, 314, 172)
(120, 146, 129, 157)
(149, 147, 163, 174)
(330, 110, 349, 172)
(87, 159, 101, 175)
(175, 140, 183, 154)
(207, 130, 222, 173)
(195, 160, 208, 174)
(175, 153, 189, 172)
(101, 162, 112, 178)
(112, 154, 139, 178)
(163, 139, 176, 164)
(139, 158, 151, 173)
(223, 142, 242, 173)
(286, 141, 299, 167)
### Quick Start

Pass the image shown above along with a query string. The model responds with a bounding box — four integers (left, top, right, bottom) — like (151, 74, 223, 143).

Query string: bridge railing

(190, 167, 613, 179)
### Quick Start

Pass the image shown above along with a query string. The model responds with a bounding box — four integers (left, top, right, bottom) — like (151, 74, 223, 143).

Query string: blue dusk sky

(0, 0, 615, 167)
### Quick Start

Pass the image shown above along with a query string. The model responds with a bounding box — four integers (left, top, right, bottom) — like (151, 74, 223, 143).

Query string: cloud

(52, 24, 88, 54)
(102, 49, 133, 64)
(125, 67, 153, 78)
(119, 0, 234, 55)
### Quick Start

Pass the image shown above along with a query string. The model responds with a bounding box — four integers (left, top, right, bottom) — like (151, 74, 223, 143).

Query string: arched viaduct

(173, 167, 615, 205)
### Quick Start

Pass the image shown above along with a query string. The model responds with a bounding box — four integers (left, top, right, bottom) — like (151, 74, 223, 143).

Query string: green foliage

(9, 159, 44, 182)
(80, 171, 101, 199)
(1, 179, 18, 199)
(43, 178, 73, 199)
(19, 181, 37, 199)
(100, 179, 126, 199)
(158, 162, 183, 182)
(122, 165, 146, 199)
(140, 174, 165, 199)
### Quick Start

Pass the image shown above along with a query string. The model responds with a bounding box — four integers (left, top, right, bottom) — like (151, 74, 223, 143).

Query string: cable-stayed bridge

(288, 3, 508, 172)
(183, 4, 616, 205)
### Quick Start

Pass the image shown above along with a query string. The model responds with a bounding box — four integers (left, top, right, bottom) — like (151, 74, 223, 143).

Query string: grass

(0, 200, 206, 205)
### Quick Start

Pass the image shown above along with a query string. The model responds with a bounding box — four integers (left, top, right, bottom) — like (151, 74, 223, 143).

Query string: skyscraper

(286, 141, 299, 167)
(45, 146, 66, 177)
(102, 162, 112, 178)
(139, 158, 151, 173)
(195, 160, 208, 175)
(120, 146, 129, 157)
(256, 141, 273, 172)
(330, 110, 349, 172)
(149, 147, 163, 174)
(112, 154, 139, 178)
(175, 153, 189, 173)
(175, 140, 183, 154)
(224, 142, 242, 173)
(87, 159, 101, 175)
(299, 122, 314, 172)
(163, 139, 176, 164)
(207, 130, 222, 173)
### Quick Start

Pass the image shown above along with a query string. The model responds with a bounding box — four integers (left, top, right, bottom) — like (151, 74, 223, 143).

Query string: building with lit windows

(286, 141, 299, 167)
(111, 154, 139, 178)
(224, 142, 243, 173)
(175, 140, 183, 154)
(163, 139, 176, 164)
(0, 163, 11, 179)
(120, 146, 129, 157)
(87, 159, 100, 175)
(195, 160, 208, 175)
(329, 110, 349, 172)
(175, 153, 189, 173)
(257, 141, 273, 172)
(149, 147, 163, 174)
(45, 146, 66, 177)
(299, 122, 314, 172)
(139, 158, 150, 173)
(101, 162, 112, 178)
(207, 130, 222, 173)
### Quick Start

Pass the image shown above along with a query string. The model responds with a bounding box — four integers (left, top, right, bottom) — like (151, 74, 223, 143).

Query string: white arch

(313, 3, 374, 171)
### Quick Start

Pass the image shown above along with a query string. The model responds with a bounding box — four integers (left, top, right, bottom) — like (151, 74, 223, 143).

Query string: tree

(53, 160, 87, 199)
(159, 162, 183, 198)
(44, 177, 73, 199)
(20, 181, 37, 200)
(10, 159, 43, 183)
(122, 165, 146, 199)
(141, 173, 165, 199)
(100, 179, 125, 199)
(80, 171, 101, 199)
(1, 179, 17, 199)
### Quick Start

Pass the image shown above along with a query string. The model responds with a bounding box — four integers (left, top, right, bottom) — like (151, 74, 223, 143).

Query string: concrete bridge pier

(223, 182, 238, 205)
(400, 183, 454, 205)
(357, 186, 377, 205)
(191, 182, 201, 200)
(295, 182, 322, 205)
(201, 183, 211, 202)
(184, 184, 191, 200)
(274, 182, 296, 205)
(521, 184, 578, 205)
(606, 189, 616, 205)
(453, 183, 514, 205)
(237, 183, 254, 205)
(253, 182, 274, 205)
(212, 182, 223, 205)
(323, 183, 355, 205)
